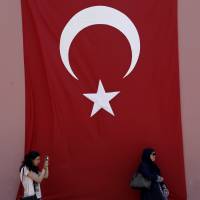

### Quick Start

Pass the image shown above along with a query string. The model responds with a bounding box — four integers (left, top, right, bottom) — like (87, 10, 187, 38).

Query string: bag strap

(21, 167, 24, 183)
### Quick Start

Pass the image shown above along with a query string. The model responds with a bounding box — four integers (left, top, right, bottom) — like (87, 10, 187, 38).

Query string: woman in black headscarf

(137, 148, 169, 200)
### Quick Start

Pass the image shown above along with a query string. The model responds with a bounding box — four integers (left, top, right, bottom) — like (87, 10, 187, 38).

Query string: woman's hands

(44, 160, 49, 169)
(157, 175, 164, 182)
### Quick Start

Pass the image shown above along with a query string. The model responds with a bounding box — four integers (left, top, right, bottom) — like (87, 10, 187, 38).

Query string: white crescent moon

(60, 6, 140, 80)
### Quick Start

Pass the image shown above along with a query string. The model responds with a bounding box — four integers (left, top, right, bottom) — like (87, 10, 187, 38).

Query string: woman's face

(150, 152, 156, 162)
(32, 156, 41, 166)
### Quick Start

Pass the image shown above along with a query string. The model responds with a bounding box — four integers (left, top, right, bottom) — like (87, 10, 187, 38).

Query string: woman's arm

(43, 159, 49, 179)
(44, 167, 49, 179)
(27, 169, 46, 183)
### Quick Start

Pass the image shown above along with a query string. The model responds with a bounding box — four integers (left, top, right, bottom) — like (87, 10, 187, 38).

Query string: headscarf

(141, 148, 160, 174)
(142, 148, 155, 163)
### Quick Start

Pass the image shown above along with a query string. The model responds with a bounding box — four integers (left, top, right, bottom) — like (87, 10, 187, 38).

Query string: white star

(83, 80, 120, 117)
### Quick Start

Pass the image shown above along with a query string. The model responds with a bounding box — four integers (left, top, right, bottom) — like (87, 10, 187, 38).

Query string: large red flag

(20, 0, 186, 199)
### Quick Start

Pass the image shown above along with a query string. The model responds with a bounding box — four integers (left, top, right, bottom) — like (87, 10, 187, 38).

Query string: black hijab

(141, 148, 160, 174)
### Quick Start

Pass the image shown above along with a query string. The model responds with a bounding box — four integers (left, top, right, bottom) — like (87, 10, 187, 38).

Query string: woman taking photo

(135, 148, 169, 200)
(20, 151, 49, 200)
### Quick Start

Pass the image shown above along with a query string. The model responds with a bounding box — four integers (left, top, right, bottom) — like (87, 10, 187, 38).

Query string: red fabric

(19, 0, 186, 199)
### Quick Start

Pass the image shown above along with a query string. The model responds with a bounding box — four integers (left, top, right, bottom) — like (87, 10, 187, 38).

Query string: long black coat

(137, 148, 166, 200)
(138, 162, 165, 200)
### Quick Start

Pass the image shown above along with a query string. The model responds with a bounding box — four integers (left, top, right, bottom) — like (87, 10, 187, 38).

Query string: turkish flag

(19, 0, 186, 199)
